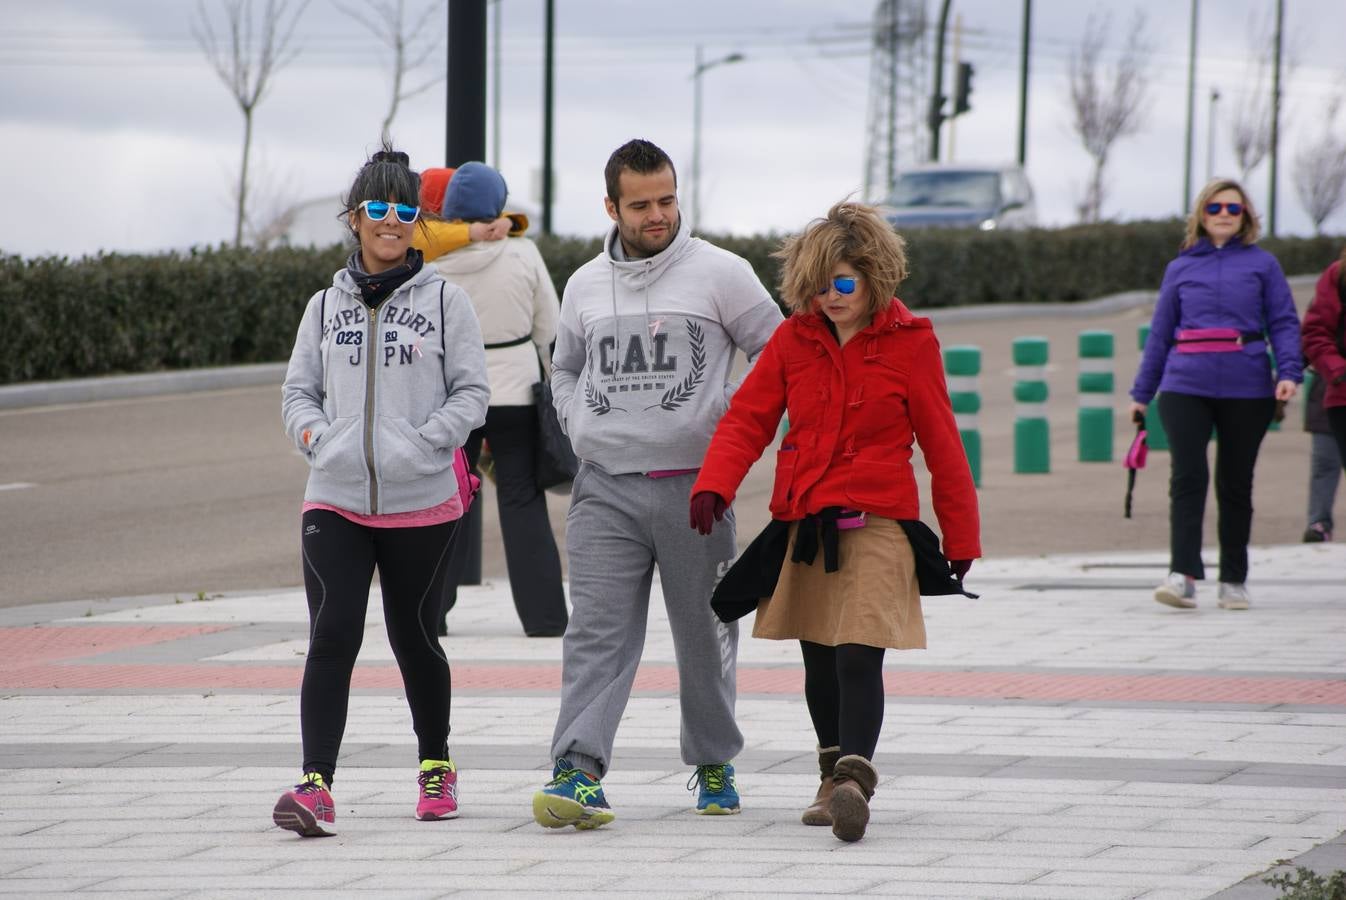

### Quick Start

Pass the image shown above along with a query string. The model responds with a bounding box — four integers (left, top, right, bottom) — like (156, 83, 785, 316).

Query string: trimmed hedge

(2, 222, 1340, 384)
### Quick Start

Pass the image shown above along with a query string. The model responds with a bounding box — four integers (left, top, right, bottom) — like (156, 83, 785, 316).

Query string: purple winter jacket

(1130, 238, 1303, 403)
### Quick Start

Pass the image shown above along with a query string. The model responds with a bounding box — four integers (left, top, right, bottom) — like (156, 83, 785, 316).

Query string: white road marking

(0, 482, 37, 492)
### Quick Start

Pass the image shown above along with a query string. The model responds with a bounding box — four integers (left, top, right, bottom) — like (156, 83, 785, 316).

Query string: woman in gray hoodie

(274, 147, 489, 837)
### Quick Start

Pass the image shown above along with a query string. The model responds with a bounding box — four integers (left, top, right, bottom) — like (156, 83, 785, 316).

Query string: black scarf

(346, 248, 424, 309)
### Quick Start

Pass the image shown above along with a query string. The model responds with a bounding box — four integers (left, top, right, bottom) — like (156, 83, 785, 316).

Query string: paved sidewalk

(2, 543, 1344, 898)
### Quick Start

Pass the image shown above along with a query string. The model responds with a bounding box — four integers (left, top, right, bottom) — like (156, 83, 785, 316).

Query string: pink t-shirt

(303, 492, 465, 529)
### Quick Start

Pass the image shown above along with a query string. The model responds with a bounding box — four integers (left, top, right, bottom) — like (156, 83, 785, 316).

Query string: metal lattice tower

(862, 0, 930, 202)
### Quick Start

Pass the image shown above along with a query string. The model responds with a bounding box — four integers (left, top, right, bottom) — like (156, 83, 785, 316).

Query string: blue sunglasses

(817, 276, 858, 296)
(359, 200, 420, 224)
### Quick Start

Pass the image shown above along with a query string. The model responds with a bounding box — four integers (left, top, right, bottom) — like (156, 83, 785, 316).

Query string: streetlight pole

(1181, 0, 1198, 212)
(1016, 0, 1031, 166)
(1205, 88, 1220, 181)
(691, 45, 744, 233)
(1268, 0, 1283, 236)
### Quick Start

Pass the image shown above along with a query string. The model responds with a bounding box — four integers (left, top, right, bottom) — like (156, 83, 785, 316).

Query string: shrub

(2, 223, 1340, 384)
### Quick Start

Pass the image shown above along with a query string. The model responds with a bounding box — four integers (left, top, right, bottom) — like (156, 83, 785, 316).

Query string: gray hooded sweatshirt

(551, 219, 783, 474)
(281, 264, 489, 515)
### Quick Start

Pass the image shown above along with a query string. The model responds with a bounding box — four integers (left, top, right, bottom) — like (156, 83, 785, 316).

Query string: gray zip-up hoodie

(282, 264, 489, 515)
(551, 219, 783, 474)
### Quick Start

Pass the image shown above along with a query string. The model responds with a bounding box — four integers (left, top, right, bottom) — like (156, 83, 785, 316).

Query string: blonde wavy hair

(774, 201, 909, 315)
(1183, 178, 1261, 249)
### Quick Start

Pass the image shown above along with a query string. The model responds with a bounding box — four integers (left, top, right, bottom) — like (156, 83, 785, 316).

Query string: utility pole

(948, 14, 962, 161)
(445, 0, 487, 166)
(490, 0, 501, 170)
(927, 0, 952, 161)
(1016, 0, 1030, 166)
(541, 0, 554, 234)
(1181, 0, 1198, 211)
(1268, 0, 1283, 236)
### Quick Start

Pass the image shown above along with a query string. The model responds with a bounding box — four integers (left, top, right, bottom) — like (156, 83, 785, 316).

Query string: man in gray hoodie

(532, 139, 784, 830)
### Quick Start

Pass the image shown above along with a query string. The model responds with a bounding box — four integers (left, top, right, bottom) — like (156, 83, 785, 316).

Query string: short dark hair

(340, 143, 422, 239)
(604, 139, 677, 205)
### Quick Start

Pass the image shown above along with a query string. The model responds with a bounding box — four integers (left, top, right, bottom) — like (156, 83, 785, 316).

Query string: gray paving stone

(857, 883, 1140, 899)
(0, 879, 105, 894)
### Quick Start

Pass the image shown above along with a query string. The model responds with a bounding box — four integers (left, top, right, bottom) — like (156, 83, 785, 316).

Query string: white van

(880, 163, 1036, 231)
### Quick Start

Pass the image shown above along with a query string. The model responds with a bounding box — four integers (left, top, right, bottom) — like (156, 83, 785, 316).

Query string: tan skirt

(752, 515, 926, 650)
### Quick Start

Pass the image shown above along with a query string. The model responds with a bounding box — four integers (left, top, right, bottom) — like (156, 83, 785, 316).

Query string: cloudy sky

(2, 0, 1344, 259)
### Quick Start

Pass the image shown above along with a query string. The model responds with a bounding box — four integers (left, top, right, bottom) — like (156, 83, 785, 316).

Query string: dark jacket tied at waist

(710, 512, 977, 624)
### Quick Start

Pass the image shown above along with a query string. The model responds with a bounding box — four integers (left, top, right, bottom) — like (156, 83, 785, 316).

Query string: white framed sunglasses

(359, 200, 420, 224)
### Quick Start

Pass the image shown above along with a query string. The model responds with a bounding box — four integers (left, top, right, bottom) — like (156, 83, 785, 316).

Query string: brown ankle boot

(829, 755, 878, 842)
(801, 746, 840, 826)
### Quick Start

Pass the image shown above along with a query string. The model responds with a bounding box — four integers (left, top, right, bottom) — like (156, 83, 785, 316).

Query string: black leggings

(1158, 391, 1275, 583)
(299, 508, 459, 786)
(800, 640, 887, 761)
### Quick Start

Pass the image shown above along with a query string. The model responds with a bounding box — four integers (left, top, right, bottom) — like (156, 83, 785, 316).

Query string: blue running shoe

(532, 758, 615, 830)
(689, 763, 740, 815)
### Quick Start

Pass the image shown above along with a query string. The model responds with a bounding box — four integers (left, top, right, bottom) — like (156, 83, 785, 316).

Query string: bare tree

(1066, 11, 1151, 223)
(193, 0, 309, 247)
(334, 0, 442, 145)
(1292, 96, 1346, 234)
(1228, 11, 1301, 183)
(242, 157, 305, 249)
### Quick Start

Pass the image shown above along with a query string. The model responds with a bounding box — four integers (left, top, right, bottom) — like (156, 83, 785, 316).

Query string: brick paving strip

(4, 622, 1346, 707)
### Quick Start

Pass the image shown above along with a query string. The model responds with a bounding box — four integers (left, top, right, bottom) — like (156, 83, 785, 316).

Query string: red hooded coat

(692, 298, 981, 561)
(1302, 260, 1346, 410)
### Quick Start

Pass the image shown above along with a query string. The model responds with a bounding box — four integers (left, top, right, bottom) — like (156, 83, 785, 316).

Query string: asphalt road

(1, 282, 1336, 609)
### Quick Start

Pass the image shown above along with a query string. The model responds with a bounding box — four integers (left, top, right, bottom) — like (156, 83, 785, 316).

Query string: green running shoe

(532, 758, 615, 830)
(689, 763, 740, 815)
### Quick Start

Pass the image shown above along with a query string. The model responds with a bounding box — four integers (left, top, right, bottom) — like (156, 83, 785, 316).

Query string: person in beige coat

(434, 162, 568, 637)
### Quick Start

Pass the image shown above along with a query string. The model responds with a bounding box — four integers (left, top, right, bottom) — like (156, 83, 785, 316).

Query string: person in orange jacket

(410, 166, 529, 262)
(688, 201, 980, 843)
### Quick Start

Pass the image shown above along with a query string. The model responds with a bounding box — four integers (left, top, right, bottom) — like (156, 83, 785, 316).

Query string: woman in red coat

(688, 202, 980, 842)
(1302, 246, 1346, 467)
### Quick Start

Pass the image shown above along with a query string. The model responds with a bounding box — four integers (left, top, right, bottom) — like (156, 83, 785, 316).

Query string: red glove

(949, 559, 973, 581)
(689, 491, 727, 535)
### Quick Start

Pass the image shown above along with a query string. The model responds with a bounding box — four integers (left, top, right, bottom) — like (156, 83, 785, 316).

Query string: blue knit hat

(442, 162, 508, 220)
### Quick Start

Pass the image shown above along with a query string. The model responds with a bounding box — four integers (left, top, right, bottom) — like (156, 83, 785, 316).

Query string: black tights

(800, 640, 887, 760)
(299, 509, 459, 786)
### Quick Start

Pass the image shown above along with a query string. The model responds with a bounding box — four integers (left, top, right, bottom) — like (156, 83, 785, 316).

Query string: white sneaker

(1154, 572, 1196, 608)
(1217, 582, 1251, 610)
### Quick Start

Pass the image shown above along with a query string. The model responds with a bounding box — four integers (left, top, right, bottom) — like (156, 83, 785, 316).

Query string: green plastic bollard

(1136, 325, 1169, 451)
(1078, 330, 1114, 462)
(1012, 336, 1050, 474)
(944, 345, 982, 487)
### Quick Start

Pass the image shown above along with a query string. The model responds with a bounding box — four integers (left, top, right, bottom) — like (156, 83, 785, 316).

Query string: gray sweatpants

(550, 463, 743, 778)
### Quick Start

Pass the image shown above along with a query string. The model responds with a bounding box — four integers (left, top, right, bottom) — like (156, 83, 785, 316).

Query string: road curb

(0, 362, 288, 410)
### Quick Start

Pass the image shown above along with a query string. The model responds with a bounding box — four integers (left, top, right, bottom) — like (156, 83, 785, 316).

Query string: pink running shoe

(272, 772, 337, 837)
(416, 758, 459, 820)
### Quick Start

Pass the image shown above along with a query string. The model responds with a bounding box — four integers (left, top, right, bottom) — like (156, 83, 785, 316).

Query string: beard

(618, 212, 679, 259)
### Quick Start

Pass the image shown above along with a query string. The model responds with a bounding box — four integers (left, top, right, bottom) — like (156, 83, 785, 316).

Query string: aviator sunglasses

(359, 200, 420, 224)
(817, 275, 858, 296)
(1203, 201, 1243, 217)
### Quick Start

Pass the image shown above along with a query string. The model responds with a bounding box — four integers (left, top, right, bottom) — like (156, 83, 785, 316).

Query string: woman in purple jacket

(1129, 179, 1301, 611)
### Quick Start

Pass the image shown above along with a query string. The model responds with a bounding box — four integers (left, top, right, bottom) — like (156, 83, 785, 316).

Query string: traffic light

(954, 61, 974, 116)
